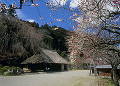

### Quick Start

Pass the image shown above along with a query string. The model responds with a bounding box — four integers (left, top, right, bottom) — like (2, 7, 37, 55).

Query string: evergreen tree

(39, 24, 69, 59)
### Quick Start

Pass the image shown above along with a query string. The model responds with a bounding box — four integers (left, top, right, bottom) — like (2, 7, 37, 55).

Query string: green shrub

(0, 66, 10, 74)
(9, 66, 23, 75)
(5, 72, 12, 76)
(0, 66, 23, 76)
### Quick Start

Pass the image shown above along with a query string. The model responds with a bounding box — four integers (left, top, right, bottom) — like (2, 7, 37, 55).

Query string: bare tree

(0, 14, 44, 65)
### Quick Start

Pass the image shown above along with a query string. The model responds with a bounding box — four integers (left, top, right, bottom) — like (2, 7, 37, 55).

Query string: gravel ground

(0, 70, 95, 86)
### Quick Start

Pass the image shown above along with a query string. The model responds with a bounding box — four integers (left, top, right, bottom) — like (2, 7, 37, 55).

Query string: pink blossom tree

(1, 0, 120, 85)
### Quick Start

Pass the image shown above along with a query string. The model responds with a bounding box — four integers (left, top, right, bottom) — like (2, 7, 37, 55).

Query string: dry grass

(90, 76, 115, 86)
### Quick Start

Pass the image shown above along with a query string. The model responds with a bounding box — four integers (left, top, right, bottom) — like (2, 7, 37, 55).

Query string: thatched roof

(95, 65, 112, 69)
(95, 65, 120, 69)
(21, 48, 69, 64)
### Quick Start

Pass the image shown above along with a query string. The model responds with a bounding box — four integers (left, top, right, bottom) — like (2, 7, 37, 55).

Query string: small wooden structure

(95, 65, 112, 76)
(95, 65, 120, 76)
(21, 48, 69, 72)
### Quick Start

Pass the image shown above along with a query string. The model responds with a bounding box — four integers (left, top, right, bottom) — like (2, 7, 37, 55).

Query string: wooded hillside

(0, 14, 69, 66)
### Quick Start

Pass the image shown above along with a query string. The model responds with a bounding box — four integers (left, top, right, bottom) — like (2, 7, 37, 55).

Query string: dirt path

(0, 70, 95, 86)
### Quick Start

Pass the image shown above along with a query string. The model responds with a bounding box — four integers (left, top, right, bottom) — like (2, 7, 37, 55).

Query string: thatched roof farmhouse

(21, 48, 69, 72)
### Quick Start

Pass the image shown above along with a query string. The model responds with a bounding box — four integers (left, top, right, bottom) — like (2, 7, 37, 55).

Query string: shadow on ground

(23, 71, 69, 75)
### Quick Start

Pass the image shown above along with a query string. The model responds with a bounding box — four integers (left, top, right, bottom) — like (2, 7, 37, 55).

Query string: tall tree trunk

(112, 66, 119, 86)
(111, 70, 113, 80)
(89, 64, 92, 76)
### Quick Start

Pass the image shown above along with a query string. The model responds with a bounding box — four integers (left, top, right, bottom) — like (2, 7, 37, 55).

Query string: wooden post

(44, 63, 46, 72)
(66, 65, 69, 71)
(89, 64, 92, 76)
(61, 64, 64, 71)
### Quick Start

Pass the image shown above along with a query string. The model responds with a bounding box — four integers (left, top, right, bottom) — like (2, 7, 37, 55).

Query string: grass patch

(104, 78, 115, 86)
(90, 76, 115, 86)
(74, 82, 83, 86)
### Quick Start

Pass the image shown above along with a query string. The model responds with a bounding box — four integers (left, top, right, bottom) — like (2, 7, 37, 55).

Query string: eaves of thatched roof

(21, 48, 69, 64)
(95, 65, 120, 69)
